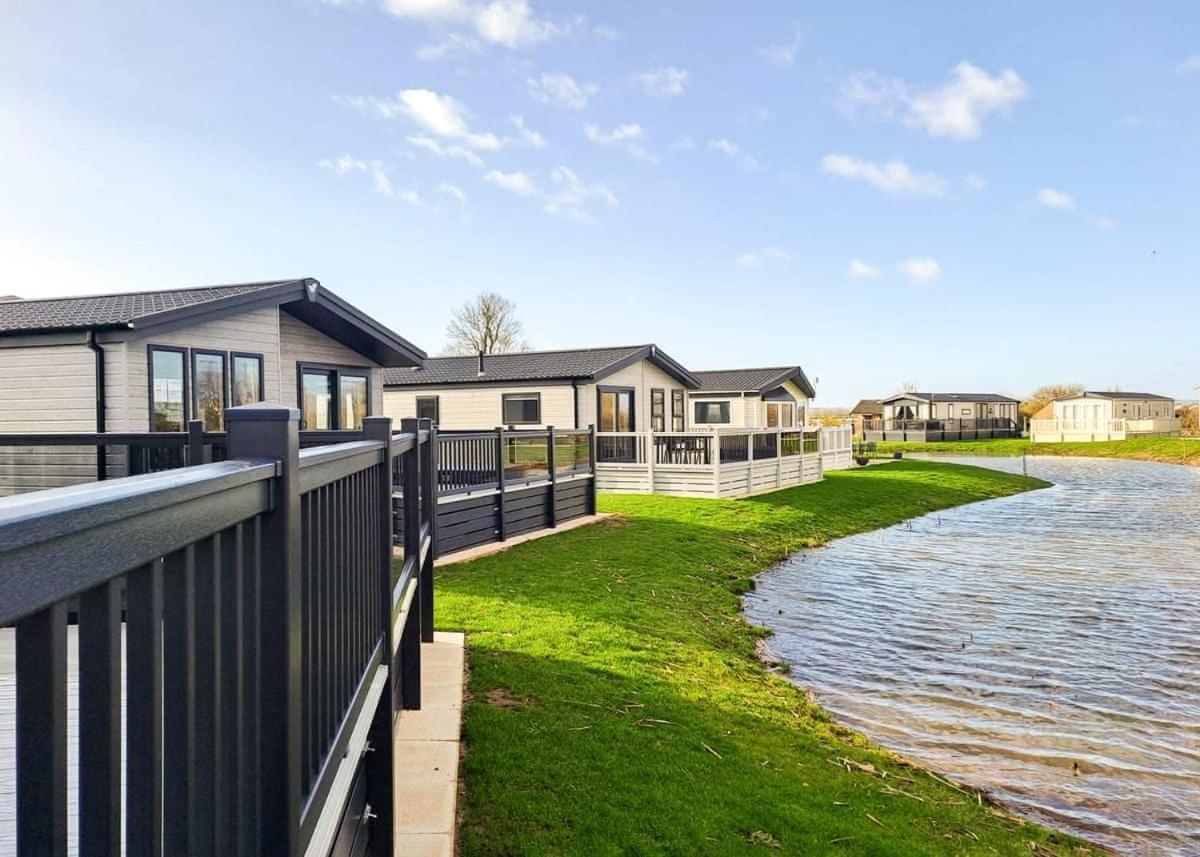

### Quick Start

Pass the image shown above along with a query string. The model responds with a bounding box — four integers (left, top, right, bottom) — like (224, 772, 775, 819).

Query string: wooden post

(418, 418, 436, 643)
(645, 428, 654, 493)
(776, 428, 783, 489)
(495, 427, 507, 542)
(711, 429, 721, 497)
(546, 427, 557, 528)
(586, 424, 597, 515)
(398, 418, 422, 710)
(187, 419, 206, 466)
(225, 404, 301, 856)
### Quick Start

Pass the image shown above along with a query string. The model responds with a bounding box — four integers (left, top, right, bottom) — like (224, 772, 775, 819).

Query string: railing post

(546, 427, 557, 528)
(645, 429, 654, 493)
(712, 429, 721, 496)
(586, 424, 597, 515)
(418, 417, 436, 643)
(187, 419, 206, 466)
(225, 404, 301, 857)
(361, 416, 395, 854)
(495, 427, 507, 542)
(398, 418, 423, 711)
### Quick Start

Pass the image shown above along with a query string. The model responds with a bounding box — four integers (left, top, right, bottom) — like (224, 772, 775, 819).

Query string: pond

(744, 457, 1200, 855)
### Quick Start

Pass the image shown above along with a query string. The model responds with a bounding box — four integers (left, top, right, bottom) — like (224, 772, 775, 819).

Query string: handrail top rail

(0, 458, 277, 546)
(298, 439, 387, 469)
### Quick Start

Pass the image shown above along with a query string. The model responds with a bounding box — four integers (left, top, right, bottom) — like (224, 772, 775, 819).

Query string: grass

(875, 435, 1200, 466)
(429, 460, 1094, 856)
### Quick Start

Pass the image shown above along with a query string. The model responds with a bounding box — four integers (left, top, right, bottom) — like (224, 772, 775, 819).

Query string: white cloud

(407, 135, 485, 166)
(318, 154, 425, 205)
(839, 61, 1028, 140)
(898, 257, 941, 283)
(382, 0, 558, 50)
(509, 114, 547, 148)
(1175, 55, 1200, 74)
(965, 173, 987, 191)
(1088, 215, 1115, 231)
(438, 182, 467, 203)
(821, 153, 948, 197)
(1035, 187, 1076, 211)
(848, 259, 880, 278)
(584, 123, 657, 163)
(484, 169, 538, 196)
(633, 66, 688, 98)
(415, 32, 482, 60)
(527, 72, 597, 109)
(543, 166, 618, 221)
(758, 23, 803, 68)
(735, 248, 790, 269)
(708, 138, 758, 169)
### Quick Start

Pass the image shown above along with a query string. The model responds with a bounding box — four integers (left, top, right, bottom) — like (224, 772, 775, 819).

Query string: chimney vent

(477, 351, 485, 375)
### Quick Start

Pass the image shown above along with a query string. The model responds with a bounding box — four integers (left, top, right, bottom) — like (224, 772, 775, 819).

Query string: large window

(693, 400, 731, 425)
(598, 387, 634, 432)
(502, 392, 541, 425)
(192, 350, 227, 430)
(149, 346, 187, 431)
(232, 353, 264, 407)
(299, 364, 371, 430)
(416, 396, 439, 423)
(671, 389, 685, 432)
(650, 389, 665, 432)
(766, 402, 795, 428)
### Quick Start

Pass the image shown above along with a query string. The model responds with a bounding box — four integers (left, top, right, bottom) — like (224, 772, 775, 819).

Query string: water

(744, 457, 1200, 855)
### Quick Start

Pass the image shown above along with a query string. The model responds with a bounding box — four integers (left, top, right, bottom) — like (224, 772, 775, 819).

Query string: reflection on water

(745, 457, 1200, 855)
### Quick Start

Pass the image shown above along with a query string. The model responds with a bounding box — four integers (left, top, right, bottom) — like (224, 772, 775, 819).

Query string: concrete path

(395, 631, 465, 857)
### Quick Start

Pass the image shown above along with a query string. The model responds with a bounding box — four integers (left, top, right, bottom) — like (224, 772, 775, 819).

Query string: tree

(444, 292, 530, 355)
(1020, 383, 1084, 419)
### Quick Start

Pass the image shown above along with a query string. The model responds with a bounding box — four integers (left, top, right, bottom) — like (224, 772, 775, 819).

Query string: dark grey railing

(437, 427, 594, 496)
(863, 417, 1018, 432)
(0, 405, 437, 856)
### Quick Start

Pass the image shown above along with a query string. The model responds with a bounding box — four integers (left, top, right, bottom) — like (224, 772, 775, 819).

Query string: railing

(863, 417, 1019, 432)
(1030, 418, 1125, 434)
(438, 427, 595, 495)
(0, 405, 437, 856)
(596, 428, 822, 465)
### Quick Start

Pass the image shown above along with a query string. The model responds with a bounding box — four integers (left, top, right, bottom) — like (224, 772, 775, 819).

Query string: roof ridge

(3, 279, 301, 306)
(412, 344, 651, 362)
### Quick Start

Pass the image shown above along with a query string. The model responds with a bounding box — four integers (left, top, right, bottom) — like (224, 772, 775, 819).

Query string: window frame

(297, 362, 373, 430)
(692, 400, 731, 425)
(230, 351, 266, 407)
(501, 391, 542, 426)
(596, 385, 636, 432)
(147, 344, 190, 432)
(650, 388, 666, 433)
(190, 348, 229, 431)
(416, 395, 440, 424)
(671, 389, 685, 432)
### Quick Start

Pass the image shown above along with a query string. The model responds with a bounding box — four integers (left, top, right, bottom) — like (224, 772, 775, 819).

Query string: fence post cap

(225, 404, 300, 423)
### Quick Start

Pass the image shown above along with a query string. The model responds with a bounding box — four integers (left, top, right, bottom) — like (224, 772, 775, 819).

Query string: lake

(744, 456, 1200, 855)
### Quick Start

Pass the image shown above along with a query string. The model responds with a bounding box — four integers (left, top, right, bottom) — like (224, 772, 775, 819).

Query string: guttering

(86, 330, 107, 480)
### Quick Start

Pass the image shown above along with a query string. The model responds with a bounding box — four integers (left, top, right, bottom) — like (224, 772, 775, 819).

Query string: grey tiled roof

(1072, 391, 1173, 401)
(0, 281, 293, 333)
(850, 399, 883, 415)
(691, 366, 816, 398)
(882, 392, 1019, 404)
(383, 346, 660, 386)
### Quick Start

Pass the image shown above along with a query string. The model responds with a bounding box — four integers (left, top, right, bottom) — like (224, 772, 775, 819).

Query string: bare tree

(444, 292, 530, 355)
(1020, 383, 1084, 419)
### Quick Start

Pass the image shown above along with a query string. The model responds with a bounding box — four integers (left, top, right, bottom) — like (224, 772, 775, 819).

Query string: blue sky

(3, 1, 1198, 405)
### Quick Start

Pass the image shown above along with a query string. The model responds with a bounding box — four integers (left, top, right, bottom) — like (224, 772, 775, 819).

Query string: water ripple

(744, 457, 1200, 855)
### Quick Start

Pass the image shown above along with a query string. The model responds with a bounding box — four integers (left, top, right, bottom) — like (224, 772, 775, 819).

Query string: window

(650, 389, 665, 432)
(693, 401, 731, 424)
(340, 373, 369, 430)
(149, 346, 187, 431)
(416, 396, 439, 423)
(766, 402, 795, 428)
(671, 389, 685, 431)
(301, 369, 334, 430)
(191, 350, 227, 431)
(232, 353, 264, 406)
(502, 392, 541, 425)
(597, 387, 634, 432)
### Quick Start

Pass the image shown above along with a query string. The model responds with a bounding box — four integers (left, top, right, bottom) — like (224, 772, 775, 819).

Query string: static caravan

(382, 344, 700, 433)
(1031, 391, 1179, 442)
(865, 392, 1021, 442)
(0, 279, 425, 494)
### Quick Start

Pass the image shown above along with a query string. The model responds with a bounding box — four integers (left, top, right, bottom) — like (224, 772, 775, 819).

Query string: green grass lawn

(429, 461, 1094, 856)
(875, 435, 1200, 466)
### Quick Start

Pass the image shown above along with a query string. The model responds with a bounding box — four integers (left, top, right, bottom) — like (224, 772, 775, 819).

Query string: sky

(2, 1, 1198, 406)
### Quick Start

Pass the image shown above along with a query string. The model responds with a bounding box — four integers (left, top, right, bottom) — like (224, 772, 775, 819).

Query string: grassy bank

(875, 435, 1200, 466)
(432, 461, 1091, 855)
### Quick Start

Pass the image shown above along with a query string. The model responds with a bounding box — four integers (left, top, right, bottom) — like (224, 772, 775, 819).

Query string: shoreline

(874, 436, 1200, 468)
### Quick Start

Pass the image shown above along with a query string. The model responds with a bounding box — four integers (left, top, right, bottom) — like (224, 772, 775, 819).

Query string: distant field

(875, 436, 1200, 466)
